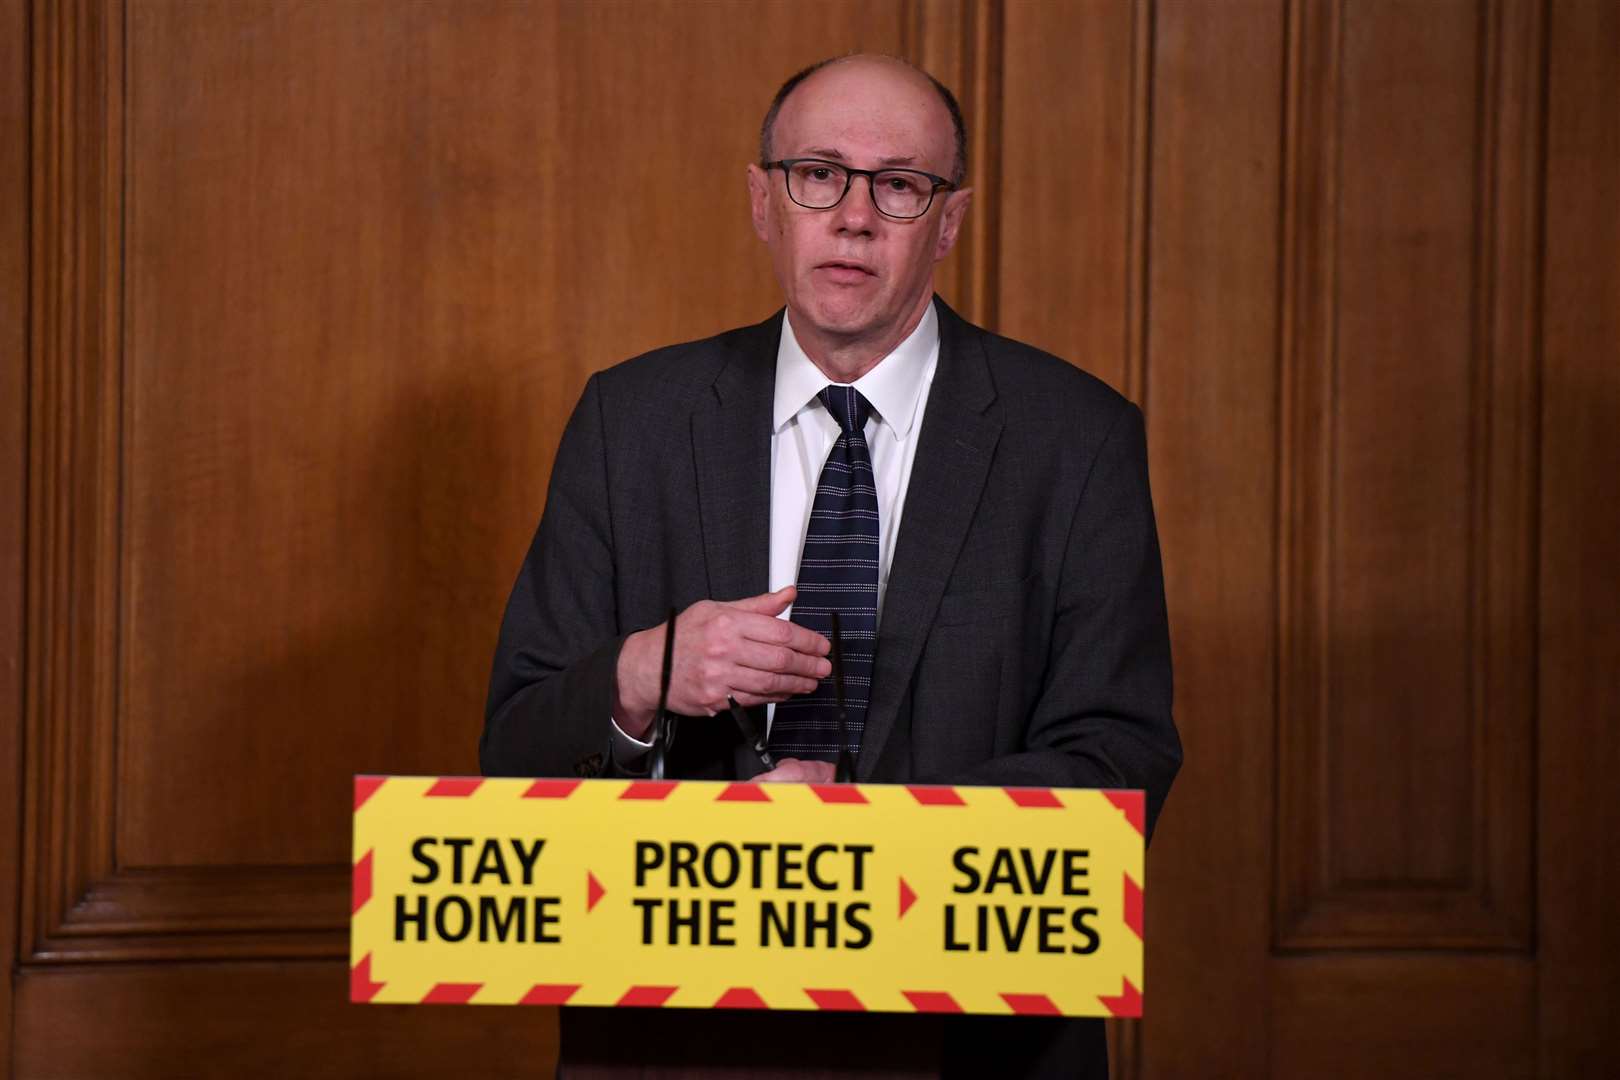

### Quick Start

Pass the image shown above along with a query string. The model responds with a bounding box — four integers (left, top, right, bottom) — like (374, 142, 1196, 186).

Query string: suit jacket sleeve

(947, 403, 1181, 838)
(481, 373, 626, 778)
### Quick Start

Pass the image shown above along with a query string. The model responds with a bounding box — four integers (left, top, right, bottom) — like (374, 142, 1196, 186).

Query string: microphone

(649, 606, 677, 781)
(830, 611, 855, 784)
(729, 697, 774, 771)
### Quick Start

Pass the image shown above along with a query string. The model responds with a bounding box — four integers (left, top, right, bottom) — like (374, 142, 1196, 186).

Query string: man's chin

(799, 295, 882, 339)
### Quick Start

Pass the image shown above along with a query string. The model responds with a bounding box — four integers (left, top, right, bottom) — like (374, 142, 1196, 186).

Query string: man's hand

(613, 586, 830, 739)
(752, 758, 836, 783)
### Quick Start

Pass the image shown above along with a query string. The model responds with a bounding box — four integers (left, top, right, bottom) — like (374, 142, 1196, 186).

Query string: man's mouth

(817, 260, 877, 283)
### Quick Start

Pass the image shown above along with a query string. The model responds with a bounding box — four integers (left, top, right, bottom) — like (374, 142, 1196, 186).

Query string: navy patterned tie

(769, 385, 879, 762)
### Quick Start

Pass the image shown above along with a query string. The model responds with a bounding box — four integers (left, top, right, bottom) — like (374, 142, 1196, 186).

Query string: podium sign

(350, 776, 1145, 1018)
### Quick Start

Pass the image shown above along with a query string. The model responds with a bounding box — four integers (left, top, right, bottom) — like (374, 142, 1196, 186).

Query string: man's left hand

(753, 758, 835, 783)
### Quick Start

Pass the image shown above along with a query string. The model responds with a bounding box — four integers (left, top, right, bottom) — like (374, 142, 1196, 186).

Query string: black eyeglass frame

(763, 157, 956, 220)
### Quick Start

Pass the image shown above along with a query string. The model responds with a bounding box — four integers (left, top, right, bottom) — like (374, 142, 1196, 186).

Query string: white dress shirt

(612, 302, 940, 766)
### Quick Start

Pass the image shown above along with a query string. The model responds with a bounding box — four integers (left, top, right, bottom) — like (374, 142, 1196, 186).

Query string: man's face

(747, 60, 971, 358)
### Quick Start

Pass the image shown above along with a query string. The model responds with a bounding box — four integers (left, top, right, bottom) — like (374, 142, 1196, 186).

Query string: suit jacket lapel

(691, 312, 778, 605)
(858, 300, 1002, 780)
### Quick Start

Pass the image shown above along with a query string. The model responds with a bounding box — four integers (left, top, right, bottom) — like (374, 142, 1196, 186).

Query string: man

(483, 54, 1180, 1079)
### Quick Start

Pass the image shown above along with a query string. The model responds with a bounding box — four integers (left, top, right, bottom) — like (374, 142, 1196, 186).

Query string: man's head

(758, 58, 968, 187)
(747, 55, 973, 372)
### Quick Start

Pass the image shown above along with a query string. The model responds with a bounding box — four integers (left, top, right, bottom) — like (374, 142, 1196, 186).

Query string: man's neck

(794, 293, 935, 383)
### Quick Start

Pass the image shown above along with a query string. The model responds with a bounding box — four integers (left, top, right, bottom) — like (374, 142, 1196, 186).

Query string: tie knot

(817, 385, 872, 436)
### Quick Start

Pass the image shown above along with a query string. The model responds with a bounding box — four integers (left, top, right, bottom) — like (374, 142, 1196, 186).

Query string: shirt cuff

(609, 714, 655, 774)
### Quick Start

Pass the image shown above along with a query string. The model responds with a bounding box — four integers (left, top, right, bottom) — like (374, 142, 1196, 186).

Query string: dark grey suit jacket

(482, 299, 1180, 1078)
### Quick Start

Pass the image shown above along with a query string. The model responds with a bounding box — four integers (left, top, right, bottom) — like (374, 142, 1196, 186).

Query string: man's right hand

(612, 586, 831, 740)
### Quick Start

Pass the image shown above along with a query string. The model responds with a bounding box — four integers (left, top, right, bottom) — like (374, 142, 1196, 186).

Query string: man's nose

(832, 174, 877, 234)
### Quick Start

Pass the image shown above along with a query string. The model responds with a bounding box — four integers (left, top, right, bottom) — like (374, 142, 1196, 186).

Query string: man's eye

(884, 174, 924, 193)
(807, 167, 837, 182)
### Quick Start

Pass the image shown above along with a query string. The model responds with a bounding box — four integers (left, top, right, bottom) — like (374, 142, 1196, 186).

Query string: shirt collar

(772, 300, 939, 442)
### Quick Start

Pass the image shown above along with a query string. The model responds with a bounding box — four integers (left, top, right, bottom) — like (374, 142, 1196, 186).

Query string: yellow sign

(350, 777, 1144, 1017)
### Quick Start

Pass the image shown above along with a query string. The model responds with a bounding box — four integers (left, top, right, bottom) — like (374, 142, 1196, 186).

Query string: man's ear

(933, 187, 973, 261)
(746, 164, 771, 242)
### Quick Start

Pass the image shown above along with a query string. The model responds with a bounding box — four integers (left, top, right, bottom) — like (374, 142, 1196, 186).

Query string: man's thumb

(730, 585, 795, 615)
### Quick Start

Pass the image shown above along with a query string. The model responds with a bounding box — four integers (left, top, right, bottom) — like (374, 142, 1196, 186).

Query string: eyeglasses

(764, 158, 954, 220)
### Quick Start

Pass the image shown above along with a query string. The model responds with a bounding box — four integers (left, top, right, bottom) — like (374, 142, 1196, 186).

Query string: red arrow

(898, 876, 917, 919)
(587, 871, 604, 912)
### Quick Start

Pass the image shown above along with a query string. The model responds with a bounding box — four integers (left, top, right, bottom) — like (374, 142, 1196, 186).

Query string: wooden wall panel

(1271, 956, 1536, 1078)
(23, 0, 126, 969)
(1538, 0, 1620, 1073)
(2, 0, 30, 1067)
(1323, 0, 1482, 890)
(14, 963, 558, 1080)
(908, 0, 1001, 326)
(1135, 2, 1284, 1077)
(1275, 0, 1538, 951)
(995, 0, 1144, 396)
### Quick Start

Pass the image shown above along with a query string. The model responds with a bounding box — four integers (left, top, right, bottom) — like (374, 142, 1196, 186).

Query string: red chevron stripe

(1001, 993, 1062, 1016)
(353, 776, 386, 811)
(902, 990, 963, 1013)
(351, 849, 373, 915)
(1004, 787, 1063, 808)
(349, 953, 384, 1003)
(1103, 789, 1146, 835)
(805, 988, 865, 1011)
(714, 987, 768, 1009)
(810, 784, 868, 804)
(717, 783, 771, 802)
(1099, 978, 1142, 1017)
(906, 785, 966, 806)
(1124, 873, 1144, 939)
(421, 982, 481, 1004)
(523, 779, 582, 798)
(520, 984, 581, 1005)
(619, 781, 677, 800)
(617, 985, 678, 1007)
(425, 777, 483, 797)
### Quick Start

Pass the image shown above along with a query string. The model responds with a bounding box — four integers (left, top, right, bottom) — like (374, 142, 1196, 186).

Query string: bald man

(484, 55, 1180, 1079)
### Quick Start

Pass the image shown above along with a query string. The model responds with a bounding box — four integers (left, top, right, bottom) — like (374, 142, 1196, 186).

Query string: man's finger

(733, 640, 832, 680)
(737, 612, 831, 656)
(755, 758, 837, 783)
(725, 666, 820, 699)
